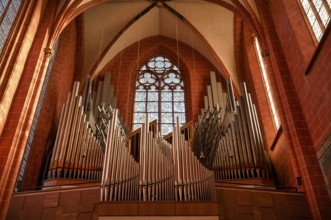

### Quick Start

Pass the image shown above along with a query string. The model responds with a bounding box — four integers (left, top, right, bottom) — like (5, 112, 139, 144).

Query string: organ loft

(0, 0, 330, 219)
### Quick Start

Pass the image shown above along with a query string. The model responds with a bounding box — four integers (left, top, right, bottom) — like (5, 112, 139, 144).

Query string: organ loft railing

(44, 70, 274, 201)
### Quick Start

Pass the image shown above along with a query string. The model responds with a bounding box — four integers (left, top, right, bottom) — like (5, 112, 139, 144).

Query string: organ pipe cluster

(138, 120, 174, 201)
(192, 107, 223, 168)
(193, 72, 273, 181)
(48, 82, 103, 181)
(88, 71, 128, 149)
(192, 71, 232, 169)
(101, 109, 139, 201)
(213, 83, 273, 180)
(172, 118, 216, 201)
(47, 72, 122, 183)
(101, 115, 215, 202)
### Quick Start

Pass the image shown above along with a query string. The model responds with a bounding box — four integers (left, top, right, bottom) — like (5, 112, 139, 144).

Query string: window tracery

(133, 56, 186, 135)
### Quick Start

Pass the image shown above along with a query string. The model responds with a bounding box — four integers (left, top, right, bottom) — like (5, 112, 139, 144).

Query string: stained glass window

(133, 56, 186, 135)
(254, 38, 280, 130)
(299, 0, 331, 42)
(0, 0, 23, 54)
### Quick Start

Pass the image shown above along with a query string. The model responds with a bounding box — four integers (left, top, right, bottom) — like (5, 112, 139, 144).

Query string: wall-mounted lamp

(261, 50, 270, 57)
(296, 176, 302, 185)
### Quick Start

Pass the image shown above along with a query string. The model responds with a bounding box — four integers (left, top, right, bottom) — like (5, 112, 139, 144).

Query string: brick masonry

(254, 0, 331, 218)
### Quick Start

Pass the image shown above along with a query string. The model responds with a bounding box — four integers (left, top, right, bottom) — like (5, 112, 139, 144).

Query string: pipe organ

(45, 74, 216, 201)
(45, 68, 273, 202)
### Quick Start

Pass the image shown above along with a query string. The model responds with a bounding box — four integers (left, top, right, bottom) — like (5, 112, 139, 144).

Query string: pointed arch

(133, 55, 186, 135)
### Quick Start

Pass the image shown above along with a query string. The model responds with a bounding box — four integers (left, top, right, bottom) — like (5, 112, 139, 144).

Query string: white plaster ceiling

(82, 0, 242, 88)
(83, 1, 151, 77)
(167, 1, 237, 87)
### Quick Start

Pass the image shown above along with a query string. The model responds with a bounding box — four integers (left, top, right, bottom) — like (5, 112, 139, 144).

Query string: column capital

(43, 48, 54, 58)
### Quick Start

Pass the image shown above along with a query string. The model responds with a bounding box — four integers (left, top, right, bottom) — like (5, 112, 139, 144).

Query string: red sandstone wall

(21, 21, 77, 188)
(255, 0, 331, 218)
(0, 1, 60, 216)
(0, 0, 49, 182)
(101, 35, 220, 129)
(267, 0, 331, 153)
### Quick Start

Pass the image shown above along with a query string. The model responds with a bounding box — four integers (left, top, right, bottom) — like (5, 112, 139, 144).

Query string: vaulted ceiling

(53, 0, 263, 90)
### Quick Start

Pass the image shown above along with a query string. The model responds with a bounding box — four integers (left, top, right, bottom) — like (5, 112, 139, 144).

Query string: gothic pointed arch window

(133, 56, 186, 135)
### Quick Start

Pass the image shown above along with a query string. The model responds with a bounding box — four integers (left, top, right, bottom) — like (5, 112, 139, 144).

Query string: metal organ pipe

(197, 72, 273, 182)
(100, 107, 139, 202)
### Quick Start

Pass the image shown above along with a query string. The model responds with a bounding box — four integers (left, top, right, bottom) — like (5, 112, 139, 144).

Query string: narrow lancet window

(254, 38, 280, 130)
